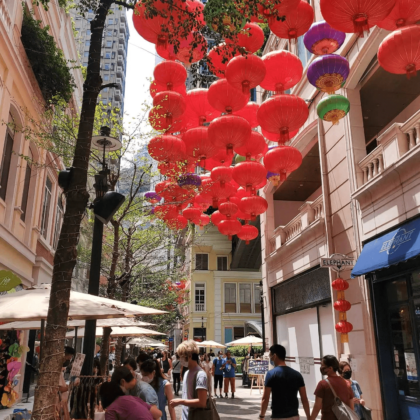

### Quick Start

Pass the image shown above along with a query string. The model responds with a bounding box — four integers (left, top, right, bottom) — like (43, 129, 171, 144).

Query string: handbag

(359, 405, 372, 420)
(188, 370, 220, 420)
(325, 379, 359, 420)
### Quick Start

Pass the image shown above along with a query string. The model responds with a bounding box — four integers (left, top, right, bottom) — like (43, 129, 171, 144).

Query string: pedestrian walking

(310, 355, 355, 420)
(212, 351, 224, 398)
(111, 366, 137, 395)
(99, 380, 161, 420)
(259, 344, 310, 420)
(339, 361, 367, 419)
(172, 353, 182, 396)
(161, 350, 173, 380)
(123, 357, 141, 381)
(141, 359, 176, 420)
(169, 340, 208, 420)
(222, 350, 237, 398)
(201, 353, 213, 396)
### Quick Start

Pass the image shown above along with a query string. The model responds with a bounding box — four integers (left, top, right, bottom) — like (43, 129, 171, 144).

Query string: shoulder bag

(325, 379, 359, 420)
(359, 405, 372, 420)
(188, 371, 220, 420)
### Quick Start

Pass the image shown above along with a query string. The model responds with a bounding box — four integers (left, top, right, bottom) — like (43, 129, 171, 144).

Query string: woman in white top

(201, 354, 213, 396)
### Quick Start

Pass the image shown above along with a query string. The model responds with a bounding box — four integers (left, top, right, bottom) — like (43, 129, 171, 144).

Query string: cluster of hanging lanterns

(332, 278, 353, 343)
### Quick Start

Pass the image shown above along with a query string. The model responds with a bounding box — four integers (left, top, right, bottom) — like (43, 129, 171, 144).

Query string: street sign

(320, 253, 355, 273)
(169, 337, 174, 342)
(248, 359, 269, 375)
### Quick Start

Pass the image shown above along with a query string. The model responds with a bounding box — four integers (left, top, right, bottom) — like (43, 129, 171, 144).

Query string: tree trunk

(99, 327, 112, 376)
(32, 1, 113, 418)
(115, 337, 123, 367)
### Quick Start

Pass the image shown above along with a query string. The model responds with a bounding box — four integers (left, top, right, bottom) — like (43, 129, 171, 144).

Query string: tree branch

(100, 83, 118, 91)
(114, 1, 135, 9)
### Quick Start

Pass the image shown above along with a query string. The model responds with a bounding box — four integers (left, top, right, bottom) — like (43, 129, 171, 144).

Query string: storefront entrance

(371, 262, 420, 419)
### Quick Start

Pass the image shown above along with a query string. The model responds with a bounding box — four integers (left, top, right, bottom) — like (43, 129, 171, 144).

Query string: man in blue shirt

(222, 350, 237, 399)
(212, 351, 224, 398)
(259, 344, 310, 420)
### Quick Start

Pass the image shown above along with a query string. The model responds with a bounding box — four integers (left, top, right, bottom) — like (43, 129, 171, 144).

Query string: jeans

(172, 372, 181, 394)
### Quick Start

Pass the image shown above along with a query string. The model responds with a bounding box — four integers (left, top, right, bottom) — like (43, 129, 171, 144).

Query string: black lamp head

(93, 191, 125, 224)
(58, 167, 74, 190)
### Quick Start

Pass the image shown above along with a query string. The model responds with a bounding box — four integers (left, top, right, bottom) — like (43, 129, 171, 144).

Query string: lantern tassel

(166, 113, 173, 126)
(157, 35, 168, 49)
(242, 81, 250, 95)
(246, 240, 250, 245)
(280, 127, 289, 144)
(340, 333, 349, 343)
(406, 63, 417, 80)
(352, 14, 369, 38)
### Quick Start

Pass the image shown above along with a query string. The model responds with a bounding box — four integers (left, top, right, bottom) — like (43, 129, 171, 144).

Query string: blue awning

(351, 217, 420, 278)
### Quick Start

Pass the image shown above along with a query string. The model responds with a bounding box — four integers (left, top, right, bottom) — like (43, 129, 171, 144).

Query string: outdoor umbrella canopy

(0, 285, 167, 322)
(198, 340, 226, 348)
(0, 318, 156, 330)
(128, 337, 168, 347)
(66, 326, 165, 338)
(225, 336, 263, 346)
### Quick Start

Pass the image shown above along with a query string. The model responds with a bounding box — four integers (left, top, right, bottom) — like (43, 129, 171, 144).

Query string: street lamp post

(80, 127, 124, 375)
(260, 280, 265, 353)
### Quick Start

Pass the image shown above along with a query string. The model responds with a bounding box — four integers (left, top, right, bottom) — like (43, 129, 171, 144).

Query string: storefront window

(240, 284, 251, 313)
(386, 279, 408, 303)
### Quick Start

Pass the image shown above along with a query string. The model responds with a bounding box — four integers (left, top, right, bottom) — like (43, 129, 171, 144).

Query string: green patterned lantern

(317, 94, 350, 125)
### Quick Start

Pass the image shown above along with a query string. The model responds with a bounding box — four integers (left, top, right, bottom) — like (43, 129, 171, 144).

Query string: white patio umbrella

(225, 336, 263, 347)
(0, 285, 166, 322)
(0, 318, 156, 330)
(198, 340, 226, 349)
(66, 326, 165, 338)
(128, 337, 168, 347)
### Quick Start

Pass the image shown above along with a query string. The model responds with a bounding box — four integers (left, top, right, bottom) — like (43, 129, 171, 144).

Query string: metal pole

(74, 326, 78, 353)
(201, 316, 204, 342)
(40, 319, 45, 363)
(260, 280, 266, 353)
(81, 216, 104, 375)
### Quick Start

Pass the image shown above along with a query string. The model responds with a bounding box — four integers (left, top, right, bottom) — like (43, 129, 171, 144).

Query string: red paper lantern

(155, 180, 172, 196)
(264, 145, 302, 181)
(207, 43, 240, 78)
(148, 108, 184, 133)
(334, 299, 352, 312)
(237, 225, 259, 244)
(257, 95, 309, 143)
(320, 0, 396, 37)
(234, 102, 260, 128)
(194, 193, 212, 211)
(150, 80, 186, 99)
(377, 0, 420, 31)
(187, 0, 205, 25)
(184, 89, 220, 128)
(194, 213, 210, 230)
(148, 135, 186, 163)
(332, 278, 349, 291)
(133, 1, 174, 47)
(154, 61, 187, 89)
(378, 25, 420, 79)
(225, 54, 267, 95)
(182, 127, 219, 166)
(260, 51, 303, 94)
(236, 208, 253, 224)
(208, 79, 249, 114)
(219, 200, 239, 218)
(212, 149, 234, 166)
(209, 115, 251, 156)
(211, 211, 227, 226)
(253, 0, 301, 22)
(233, 161, 267, 191)
(155, 204, 178, 221)
(152, 91, 186, 126)
(239, 196, 268, 220)
(218, 219, 242, 240)
(167, 215, 188, 230)
(335, 321, 353, 334)
(183, 206, 202, 221)
(208, 183, 237, 208)
(234, 131, 268, 160)
(236, 23, 265, 53)
(211, 166, 233, 188)
(269, 0, 314, 41)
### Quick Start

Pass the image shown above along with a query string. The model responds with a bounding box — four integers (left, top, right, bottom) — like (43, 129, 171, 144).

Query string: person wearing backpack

(172, 353, 182, 396)
(310, 355, 355, 420)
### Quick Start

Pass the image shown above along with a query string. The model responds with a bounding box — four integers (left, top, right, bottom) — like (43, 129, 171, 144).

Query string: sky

(123, 10, 158, 122)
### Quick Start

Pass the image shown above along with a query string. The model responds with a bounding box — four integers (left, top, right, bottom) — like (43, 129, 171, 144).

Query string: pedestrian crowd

(58, 341, 368, 420)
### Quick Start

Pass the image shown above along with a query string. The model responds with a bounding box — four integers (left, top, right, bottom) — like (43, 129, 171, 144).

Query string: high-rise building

(72, 5, 130, 114)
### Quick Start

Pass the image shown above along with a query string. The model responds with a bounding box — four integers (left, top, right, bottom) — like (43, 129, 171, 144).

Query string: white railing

(270, 195, 324, 253)
(195, 303, 205, 312)
(359, 111, 420, 186)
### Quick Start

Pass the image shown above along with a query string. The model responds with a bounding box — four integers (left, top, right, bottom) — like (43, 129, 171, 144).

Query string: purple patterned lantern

(144, 191, 161, 204)
(307, 54, 349, 94)
(177, 173, 202, 190)
(303, 21, 346, 55)
(266, 171, 281, 186)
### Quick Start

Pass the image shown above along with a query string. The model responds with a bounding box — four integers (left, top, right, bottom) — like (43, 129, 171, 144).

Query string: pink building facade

(259, 4, 420, 419)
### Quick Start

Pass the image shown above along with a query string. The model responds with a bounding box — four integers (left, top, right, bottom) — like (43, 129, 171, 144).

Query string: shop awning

(352, 217, 420, 277)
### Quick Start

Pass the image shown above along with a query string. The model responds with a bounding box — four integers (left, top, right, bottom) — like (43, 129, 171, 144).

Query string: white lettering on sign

(380, 228, 416, 255)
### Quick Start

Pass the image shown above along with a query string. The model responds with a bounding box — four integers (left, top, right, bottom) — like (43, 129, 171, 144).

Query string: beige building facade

(259, 3, 420, 419)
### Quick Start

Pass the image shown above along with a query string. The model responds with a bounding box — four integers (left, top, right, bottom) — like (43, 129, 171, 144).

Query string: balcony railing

(269, 195, 324, 253)
(195, 303, 205, 312)
(0, 0, 12, 32)
(358, 110, 420, 187)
